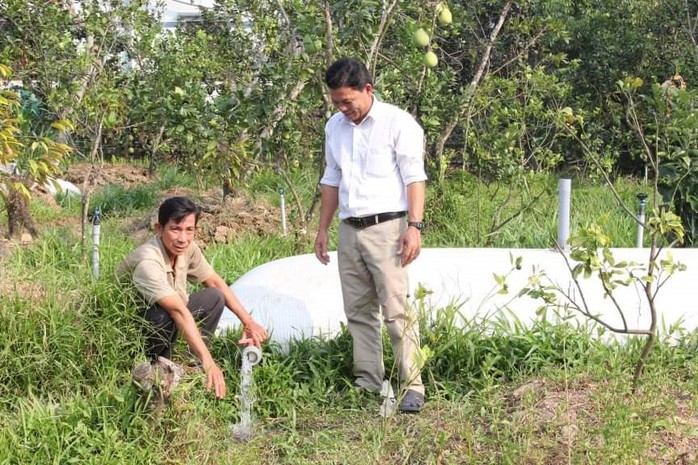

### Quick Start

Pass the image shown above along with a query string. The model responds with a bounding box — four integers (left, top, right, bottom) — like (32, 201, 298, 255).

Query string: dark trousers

(141, 288, 225, 361)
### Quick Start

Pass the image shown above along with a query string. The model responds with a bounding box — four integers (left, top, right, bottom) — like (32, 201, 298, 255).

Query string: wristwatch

(408, 221, 426, 231)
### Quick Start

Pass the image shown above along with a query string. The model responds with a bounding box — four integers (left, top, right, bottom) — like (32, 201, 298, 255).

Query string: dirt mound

(126, 189, 283, 246)
(197, 193, 283, 246)
(62, 163, 284, 243)
(62, 163, 150, 189)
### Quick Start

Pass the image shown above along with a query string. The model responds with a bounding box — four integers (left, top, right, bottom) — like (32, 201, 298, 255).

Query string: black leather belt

(343, 211, 406, 229)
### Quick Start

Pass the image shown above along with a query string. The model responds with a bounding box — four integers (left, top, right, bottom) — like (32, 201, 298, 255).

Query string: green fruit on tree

(128, 147, 134, 154)
(438, 7, 452, 26)
(435, 2, 447, 13)
(413, 28, 430, 47)
(423, 51, 438, 68)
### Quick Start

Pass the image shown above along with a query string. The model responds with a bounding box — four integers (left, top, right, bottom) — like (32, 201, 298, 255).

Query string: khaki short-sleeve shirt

(118, 236, 214, 305)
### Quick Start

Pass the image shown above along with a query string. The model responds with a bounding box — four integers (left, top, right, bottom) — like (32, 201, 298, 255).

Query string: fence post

(558, 179, 571, 252)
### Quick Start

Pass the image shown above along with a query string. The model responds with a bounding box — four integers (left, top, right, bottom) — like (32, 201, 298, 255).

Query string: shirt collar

(342, 95, 382, 126)
(154, 236, 182, 272)
(364, 96, 380, 122)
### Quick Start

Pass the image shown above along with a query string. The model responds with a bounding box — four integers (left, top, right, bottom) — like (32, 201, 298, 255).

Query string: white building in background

(64, 0, 215, 30)
(159, 0, 214, 29)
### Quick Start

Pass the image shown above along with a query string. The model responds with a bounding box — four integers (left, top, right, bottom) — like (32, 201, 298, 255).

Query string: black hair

(158, 197, 200, 226)
(325, 57, 373, 90)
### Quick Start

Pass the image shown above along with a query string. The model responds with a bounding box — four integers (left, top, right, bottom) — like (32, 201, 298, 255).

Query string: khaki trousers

(338, 217, 424, 395)
(142, 288, 225, 362)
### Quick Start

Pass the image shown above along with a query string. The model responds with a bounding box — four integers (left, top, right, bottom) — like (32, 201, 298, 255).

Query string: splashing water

(380, 380, 397, 417)
(230, 348, 259, 442)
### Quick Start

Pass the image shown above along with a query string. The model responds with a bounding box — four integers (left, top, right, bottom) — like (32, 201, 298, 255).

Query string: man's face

(329, 84, 373, 124)
(156, 213, 197, 260)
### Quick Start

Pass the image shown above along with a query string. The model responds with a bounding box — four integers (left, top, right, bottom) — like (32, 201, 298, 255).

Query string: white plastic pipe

(557, 179, 571, 252)
(242, 345, 262, 367)
(279, 188, 287, 235)
(92, 208, 101, 279)
(636, 195, 647, 248)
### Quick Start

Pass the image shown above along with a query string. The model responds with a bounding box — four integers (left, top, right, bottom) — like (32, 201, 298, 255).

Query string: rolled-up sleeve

(320, 123, 341, 187)
(396, 116, 427, 185)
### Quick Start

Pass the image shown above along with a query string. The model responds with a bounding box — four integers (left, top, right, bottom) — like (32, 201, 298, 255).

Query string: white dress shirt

(321, 98, 427, 219)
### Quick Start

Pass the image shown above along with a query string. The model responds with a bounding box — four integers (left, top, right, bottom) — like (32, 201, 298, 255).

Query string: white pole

(279, 187, 287, 235)
(558, 179, 571, 253)
(636, 194, 647, 248)
(92, 207, 101, 279)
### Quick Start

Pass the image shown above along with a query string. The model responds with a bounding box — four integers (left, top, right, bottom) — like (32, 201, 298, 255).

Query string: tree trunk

(149, 121, 167, 176)
(222, 174, 235, 199)
(5, 182, 38, 239)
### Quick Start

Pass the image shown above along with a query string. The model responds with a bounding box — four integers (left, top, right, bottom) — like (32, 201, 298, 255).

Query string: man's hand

(239, 319, 269, 347)
(397, 227, 422, 267)
(203, 360, 227, 399)
(314, 230, 331, 265)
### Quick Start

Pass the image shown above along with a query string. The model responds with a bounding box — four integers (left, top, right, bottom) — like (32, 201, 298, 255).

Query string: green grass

(0, 165, 696, 464)
(426, 171, 650, 248)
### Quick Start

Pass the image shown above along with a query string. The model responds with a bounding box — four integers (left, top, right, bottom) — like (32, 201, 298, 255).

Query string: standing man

(119, 196, 268, 399)
(314, 57, 427, 413)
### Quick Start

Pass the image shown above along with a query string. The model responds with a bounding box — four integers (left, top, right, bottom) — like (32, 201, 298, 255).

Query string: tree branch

(434, 0, 513, 167)
(366, 0, 400, 75)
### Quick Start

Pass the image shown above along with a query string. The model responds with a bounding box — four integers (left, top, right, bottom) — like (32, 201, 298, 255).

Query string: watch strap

(408, 221, 425, 231)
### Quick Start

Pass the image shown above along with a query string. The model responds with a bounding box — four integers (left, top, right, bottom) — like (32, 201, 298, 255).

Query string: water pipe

(557, 179, 571, 253)
(278, 187, 287, 235)
(636, 193, 648, 248)
(92, 207, 101, 279)
(241, 345, 262, 367)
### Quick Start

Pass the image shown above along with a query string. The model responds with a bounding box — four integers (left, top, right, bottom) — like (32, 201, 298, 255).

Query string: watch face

(409, 221, 425, 231)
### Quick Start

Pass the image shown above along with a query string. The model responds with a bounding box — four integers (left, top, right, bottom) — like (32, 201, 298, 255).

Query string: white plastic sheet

(219, 248, 698, 346)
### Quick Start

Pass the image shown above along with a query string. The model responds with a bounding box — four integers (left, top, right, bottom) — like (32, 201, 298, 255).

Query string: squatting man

(119, 196, 269, 398)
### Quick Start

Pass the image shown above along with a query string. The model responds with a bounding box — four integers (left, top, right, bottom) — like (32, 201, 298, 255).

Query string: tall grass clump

(417, 303, 604, 396)
(0, 277, 144, 404)
(0, 389, 162, 465)
(90, 183, 159, 218)
(154, 164, 200, 191)
(11, 227, 84, 276)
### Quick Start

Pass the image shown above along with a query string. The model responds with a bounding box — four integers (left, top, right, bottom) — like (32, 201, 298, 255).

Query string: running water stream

(230, 346, 261, 442)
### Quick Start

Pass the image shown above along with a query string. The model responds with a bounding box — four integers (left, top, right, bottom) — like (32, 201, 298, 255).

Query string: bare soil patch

(125, 189, 282, 246)
(61, 163, 283, 246)
(62, 163, 150, 189)
(507, 378, 698, 464)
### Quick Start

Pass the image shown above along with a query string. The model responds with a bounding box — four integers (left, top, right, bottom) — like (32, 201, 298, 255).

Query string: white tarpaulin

(218, 248, 698, 346)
